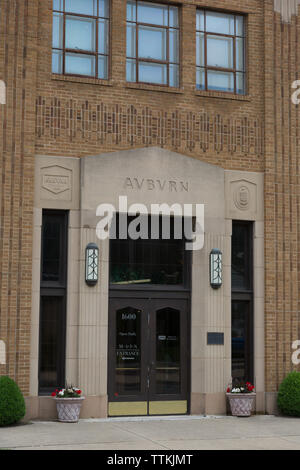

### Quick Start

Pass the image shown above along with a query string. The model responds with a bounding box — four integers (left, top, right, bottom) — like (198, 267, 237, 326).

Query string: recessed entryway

(108, 214, 190, 416)
(108, 297, 189, 416)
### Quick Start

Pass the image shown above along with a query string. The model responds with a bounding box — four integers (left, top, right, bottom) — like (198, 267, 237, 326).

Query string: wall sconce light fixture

(210, 248, 222, 289)
(85, 242, 99, 286)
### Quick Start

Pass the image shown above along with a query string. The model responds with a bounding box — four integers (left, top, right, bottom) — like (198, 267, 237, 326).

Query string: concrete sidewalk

(1, 415, 300, 450)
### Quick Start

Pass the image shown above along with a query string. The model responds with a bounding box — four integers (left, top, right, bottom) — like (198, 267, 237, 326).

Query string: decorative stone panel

(35, 156, 80, 210)
(225, 171, 264, 221)
(41, 166, 71, 196)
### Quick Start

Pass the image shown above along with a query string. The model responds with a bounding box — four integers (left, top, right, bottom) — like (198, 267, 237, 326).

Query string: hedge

(277, 371, 300, 417)
(0, 376, 26, 426)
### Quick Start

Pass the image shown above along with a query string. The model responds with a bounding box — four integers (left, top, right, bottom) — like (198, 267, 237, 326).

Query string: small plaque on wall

(207, 332, 224, 345)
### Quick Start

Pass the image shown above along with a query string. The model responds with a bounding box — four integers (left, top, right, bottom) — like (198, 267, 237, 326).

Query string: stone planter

(54, 397, 85, 423)
(226, 393, 256, 417)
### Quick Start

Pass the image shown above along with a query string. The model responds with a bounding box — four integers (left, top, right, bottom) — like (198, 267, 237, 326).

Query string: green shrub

(277, 371, 300, 417)
(0, 376, 26, 426)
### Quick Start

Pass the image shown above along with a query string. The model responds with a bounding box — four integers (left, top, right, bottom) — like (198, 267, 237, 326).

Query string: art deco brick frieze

(35, 97, 263, 159)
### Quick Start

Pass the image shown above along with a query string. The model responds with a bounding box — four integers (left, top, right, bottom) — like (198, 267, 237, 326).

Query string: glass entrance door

(108, 298, 189, 416)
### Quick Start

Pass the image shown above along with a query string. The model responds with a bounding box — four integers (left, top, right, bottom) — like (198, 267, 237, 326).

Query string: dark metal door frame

(108, 297, 149, 403)
(148, 298, 188, 404)
(108, 293, 190, 415)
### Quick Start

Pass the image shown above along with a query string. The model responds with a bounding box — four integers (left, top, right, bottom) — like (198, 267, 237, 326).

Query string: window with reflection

(232, 222, 252, 290)
(126, 1, 180, 87)
(39, 296, 66, 390)
(231, 300, 252, 383)
(110, 214, 188, 287)
(231, 221, 253, 383)
(42, 214, 66, 284)
(156, 308, 181, 394)
(39, 210, 68, 394)
(52, 0, 110, 79)
(196, 9, 246, 94)
(115, 307, 141, 394)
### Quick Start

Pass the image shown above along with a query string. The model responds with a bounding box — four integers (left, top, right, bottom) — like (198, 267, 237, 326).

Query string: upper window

(41, 211, 68, 286)
(52, 0, 110, 79)
(126, 1, 180, 87)
(196, 10, 246, 94)
(232, 221, 253, 291)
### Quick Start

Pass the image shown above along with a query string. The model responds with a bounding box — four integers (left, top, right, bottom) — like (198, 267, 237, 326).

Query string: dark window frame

(196, 9, 247, 95)
(126, 0, 180, 87)
(52, 0, 110, 80)
(38, 293, 67, 395)
(41, 211, 68, 289)
(232, 219, 253, 293)
(231, 221, 254, 384)
(39, 210, 68, 395)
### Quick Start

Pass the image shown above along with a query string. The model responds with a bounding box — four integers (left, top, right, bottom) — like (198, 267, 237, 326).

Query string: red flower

(227, 387, 230, 393)
(51, 392, 56, 397)
(76, 390, 81, 394)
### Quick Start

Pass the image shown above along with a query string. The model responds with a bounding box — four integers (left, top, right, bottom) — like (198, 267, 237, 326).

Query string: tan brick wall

(264, 1, 300, 391)
(0, 0, 299, 397)
(0, 0, 38, 395)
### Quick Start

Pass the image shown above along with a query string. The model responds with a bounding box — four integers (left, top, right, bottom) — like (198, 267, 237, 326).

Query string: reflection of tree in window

(110, 215, 186, 286)
(231, 222, 253, 383)
(232, 223, 251, 290)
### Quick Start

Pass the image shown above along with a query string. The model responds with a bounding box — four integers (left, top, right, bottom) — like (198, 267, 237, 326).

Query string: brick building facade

(0, 0, 299, 418)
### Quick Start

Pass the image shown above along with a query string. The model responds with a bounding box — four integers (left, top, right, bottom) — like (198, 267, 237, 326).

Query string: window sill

(125, 82, 184, 94)
(195, 89, 251, 102)
(51, 74, 113, 87)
